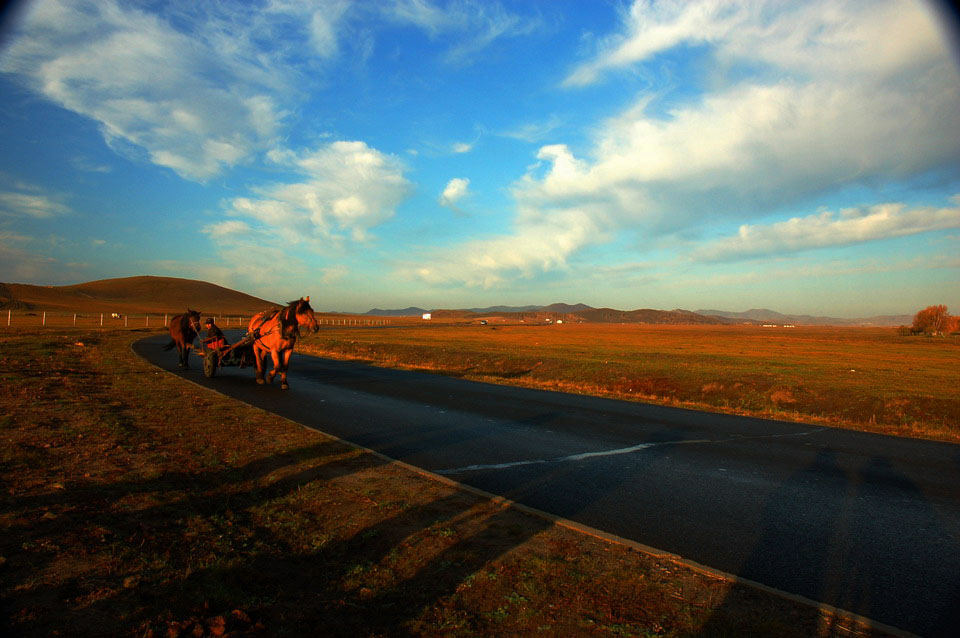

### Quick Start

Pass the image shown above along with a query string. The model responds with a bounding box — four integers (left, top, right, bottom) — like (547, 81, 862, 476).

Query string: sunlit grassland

(299, 323, 960, 443)
(0, 327, 896, 637)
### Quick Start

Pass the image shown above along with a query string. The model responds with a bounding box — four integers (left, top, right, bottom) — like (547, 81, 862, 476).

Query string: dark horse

(248, 297, 319, 389)
(163, 309, 202, 369)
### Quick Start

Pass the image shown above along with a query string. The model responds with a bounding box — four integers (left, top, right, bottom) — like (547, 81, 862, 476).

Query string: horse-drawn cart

(195, 333, 256, 378)
(168, 297, 318, 389)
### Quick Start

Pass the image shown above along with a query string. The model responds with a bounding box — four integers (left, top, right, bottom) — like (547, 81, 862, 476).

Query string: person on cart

(202, 317, 228, 351)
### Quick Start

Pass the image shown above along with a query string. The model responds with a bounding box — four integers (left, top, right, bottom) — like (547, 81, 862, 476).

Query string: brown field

(297, 323, 960, 443)
(0, 327, 898, 637)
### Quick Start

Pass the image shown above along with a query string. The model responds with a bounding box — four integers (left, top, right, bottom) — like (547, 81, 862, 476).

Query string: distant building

(422, 313, 432, 320)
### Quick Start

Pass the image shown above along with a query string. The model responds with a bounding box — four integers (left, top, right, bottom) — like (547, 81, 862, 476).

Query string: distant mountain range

(696, 308, 912, 327)
(365, 304, 912, 326)
(365, 304, 727, 325)
(0, 276, 912, 326)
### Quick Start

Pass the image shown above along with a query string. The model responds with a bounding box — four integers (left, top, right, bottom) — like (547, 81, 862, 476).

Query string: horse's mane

(177, 309, 200, 328)
(279, 299, 308, 328)
(254, 299, 303, 332)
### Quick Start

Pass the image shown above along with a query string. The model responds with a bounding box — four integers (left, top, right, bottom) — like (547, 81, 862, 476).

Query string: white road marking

(433, 427, 826, 475)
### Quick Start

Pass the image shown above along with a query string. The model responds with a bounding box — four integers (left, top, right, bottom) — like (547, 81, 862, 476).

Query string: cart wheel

(203, 350, 218, 378)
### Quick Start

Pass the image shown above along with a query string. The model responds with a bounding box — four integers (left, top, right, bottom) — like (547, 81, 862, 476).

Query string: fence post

(164, 313, 168, 326)
(8, 309, 11, 326)
(124, 315, 128, 327)
(146, 316, 149, 327)
(42, 312, 46, 326)
(73, 314, 76, 326)
(100, 313, 103, 326)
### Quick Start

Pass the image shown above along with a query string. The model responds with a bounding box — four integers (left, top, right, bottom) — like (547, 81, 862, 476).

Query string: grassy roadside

(0, 328, 898, 637)
(298, 323, 960, 443)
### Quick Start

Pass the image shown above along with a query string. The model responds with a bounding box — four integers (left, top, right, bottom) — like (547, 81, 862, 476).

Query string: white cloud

(0, 0, 536, 183)
(407, 0, 960, 287)
(500, 115, 563, 143)
(204, 220, 252, 240)
(318, 264, 348, 284)
(0, 0, 352, 181)
(438, 178, 470, 207)
(0, 231, 31, 244)
(0, 232, 64, 282)
(564, 0, 948, 87)
(0, 190, 70, 218)
(213, 140, 411, 251)
(385, 0, 541, 64)
(196, 140, 408, 298)
(695, 198, 960, 261)
(403, 207, 604, 288)
(519, 78, 960, 229)
(452, 142, 474, 154)
(673, 253, 960, 291)
(70, 157, 112, 173)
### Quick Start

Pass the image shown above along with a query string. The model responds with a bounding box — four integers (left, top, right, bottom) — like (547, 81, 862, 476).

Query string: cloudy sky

(1, 0, 958, 315)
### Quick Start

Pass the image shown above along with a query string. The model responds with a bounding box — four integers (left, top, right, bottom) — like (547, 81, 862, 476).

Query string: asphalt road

(134, 333, 960, 637)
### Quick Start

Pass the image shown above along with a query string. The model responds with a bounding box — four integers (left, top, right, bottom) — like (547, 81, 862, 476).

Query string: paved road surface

(135, 333, 960, 637)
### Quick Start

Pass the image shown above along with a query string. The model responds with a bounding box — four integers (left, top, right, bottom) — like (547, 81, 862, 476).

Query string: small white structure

(422, 313, 432, 320)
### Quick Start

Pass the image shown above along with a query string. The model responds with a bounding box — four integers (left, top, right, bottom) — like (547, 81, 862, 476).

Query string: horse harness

(248, 309, 299, 349)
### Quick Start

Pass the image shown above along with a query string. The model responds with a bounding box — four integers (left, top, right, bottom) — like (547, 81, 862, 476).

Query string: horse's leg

(266, 349, 281, 385)
(280, 348, 293, 390)
(177, 341, 186, 368)
(183, 343, 191, 369)
(254, 345, 266, 384)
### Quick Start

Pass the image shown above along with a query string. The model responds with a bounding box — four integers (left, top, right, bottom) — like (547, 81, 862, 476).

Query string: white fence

(3, 310, 392, 328)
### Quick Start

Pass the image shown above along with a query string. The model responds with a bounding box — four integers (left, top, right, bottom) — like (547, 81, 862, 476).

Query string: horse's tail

(162, 339, 176, 351)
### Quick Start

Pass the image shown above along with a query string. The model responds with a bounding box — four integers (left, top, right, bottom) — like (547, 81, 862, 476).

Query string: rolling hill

(0, 276, 278, 315)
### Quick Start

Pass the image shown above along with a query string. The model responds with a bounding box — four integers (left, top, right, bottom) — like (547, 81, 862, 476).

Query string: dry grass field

(0, 327, 899, 637)
(299, 323, 960, 443)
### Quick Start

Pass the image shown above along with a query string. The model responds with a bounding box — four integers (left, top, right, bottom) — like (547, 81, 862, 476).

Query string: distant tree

(912, 305, 950, 335)
(947, 314, 960, 335)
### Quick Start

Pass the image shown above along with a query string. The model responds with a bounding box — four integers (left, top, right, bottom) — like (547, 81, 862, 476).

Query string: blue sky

(1, 0, 958, 316)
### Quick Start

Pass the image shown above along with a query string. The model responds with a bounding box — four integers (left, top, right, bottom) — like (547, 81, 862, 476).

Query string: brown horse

(248, 297, 319, 389)
(163, 309, 202, 369)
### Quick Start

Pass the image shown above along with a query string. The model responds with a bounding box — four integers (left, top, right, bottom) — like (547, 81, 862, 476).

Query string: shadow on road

(699, 452, 960, 637)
